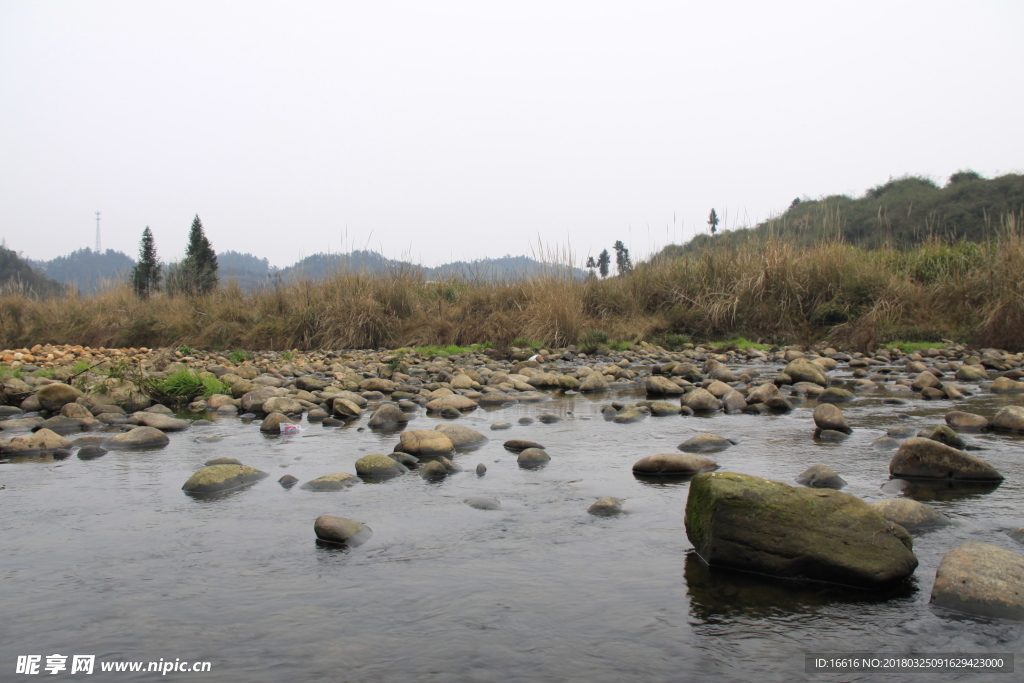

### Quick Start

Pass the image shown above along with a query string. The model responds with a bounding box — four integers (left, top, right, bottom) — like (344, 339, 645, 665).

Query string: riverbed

(2, 362, 1023, 682)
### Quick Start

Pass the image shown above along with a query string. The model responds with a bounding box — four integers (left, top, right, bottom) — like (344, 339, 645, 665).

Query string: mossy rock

(182, 464, 268, 494)
(355, 453, 409, 478)
(301, 472, 359, 491)
(685, 471, 918, 587)
(314, 515, 371, 546)
(889, 437, 1002, 481)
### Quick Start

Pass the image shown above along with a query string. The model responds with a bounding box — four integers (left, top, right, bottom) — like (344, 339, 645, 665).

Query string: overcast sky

(2, 1, 1022, 268)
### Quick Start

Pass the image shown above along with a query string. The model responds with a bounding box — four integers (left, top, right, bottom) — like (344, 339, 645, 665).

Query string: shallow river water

(3, 363, 1024, 682)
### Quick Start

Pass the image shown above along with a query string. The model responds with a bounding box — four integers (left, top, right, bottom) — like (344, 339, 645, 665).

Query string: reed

(2, 217, 1022, 352)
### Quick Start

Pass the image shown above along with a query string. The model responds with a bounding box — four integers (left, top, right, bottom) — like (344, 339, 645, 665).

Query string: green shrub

(229, 349, 250, 363)
(650, 332, 692, 351)
(177, 345, 195, 354)
(161, 369, 205, 398)
(201, 375, 230, 398)
(512, 338, 542, 351)
(810, 302, 850, 326)
(281, 351, 294, 361)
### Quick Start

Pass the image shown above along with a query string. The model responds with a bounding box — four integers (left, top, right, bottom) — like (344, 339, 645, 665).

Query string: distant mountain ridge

(20, 247, 585, 294)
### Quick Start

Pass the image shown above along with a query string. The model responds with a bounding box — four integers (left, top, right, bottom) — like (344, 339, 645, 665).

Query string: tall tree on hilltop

(171, 214, 218, 295)
(585, 255, 597, 278)
(131, 226, 162, 299)
(597, 249, 611, 278)
(613, 240, 633, 275)
(708, 208, 719, 235)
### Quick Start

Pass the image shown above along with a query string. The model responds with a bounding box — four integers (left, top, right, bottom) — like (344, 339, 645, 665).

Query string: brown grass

(3, 217, 1023, 352)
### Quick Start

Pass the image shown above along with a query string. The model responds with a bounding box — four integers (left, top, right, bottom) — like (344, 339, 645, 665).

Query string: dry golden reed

(2, 218, 1022, 352)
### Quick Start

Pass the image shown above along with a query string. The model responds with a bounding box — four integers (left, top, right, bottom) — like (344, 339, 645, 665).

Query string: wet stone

(588, 497, 625, 516)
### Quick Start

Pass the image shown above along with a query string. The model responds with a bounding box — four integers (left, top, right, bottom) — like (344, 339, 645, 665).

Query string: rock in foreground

(685, 471, 918, 587)
(931, 542, 1024, 620)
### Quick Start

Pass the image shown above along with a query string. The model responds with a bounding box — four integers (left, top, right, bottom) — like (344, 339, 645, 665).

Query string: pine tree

(131, 227, 162, 299)
(708, 208, 719, 235)
(613, 240, 633, 275)
(585, 256, 597, 278)
(175, 214, 218, 295)
(597, 249, 611, 278)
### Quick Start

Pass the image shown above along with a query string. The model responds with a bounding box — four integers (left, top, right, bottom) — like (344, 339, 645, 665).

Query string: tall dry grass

(2, 217, 1023, 352)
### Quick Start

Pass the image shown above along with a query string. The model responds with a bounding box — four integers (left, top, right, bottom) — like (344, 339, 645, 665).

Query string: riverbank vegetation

(1, 209, 1022, 353)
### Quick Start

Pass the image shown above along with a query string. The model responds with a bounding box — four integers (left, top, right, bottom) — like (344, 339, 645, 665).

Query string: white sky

(1, 1, 1022, 268)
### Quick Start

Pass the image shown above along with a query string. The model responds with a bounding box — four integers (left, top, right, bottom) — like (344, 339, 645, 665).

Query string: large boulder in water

(930, 542, 1024, 619)
(783, 359, 828, 387)
(36, 383, 84, 412)
(355, 453, 409, 478)
(888, 437, 1003, 481)
(434, 423, 487, 448)
(240, 387, 289, 413)
(645, 376, 685, 396)
(579, 372, 610, 392)
(992, 406, 1024, 433)
(795, 464, 846, 489)
(1, 427, 72, 454)
(944, 410, 990, 431)
(684, 471, 918, 587)
(425, 394, 478, 412)
(136, 413, 191, 432)
(398, 430, 454, 456)
(813, 403, 851, 434)
(367, 404, 409, 428)
(182, 464, 268, 493)
(105, 426, 170, 450)
(681, 388, 721, 412)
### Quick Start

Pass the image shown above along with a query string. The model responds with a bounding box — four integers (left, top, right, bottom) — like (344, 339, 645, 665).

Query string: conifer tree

(175, 214, 218, 295)
(131, 226, 162, 299)
(613, 240, 633, 275)
(597, 249, 611, 278)
(708, 208, 719, 235)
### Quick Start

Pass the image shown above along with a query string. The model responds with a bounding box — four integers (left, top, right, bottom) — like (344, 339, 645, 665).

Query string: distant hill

(28, 246, 583, 293)
(217, 250, 274, 290)
(660, 171, 1024, 257)
(32, 247, 135, 294)
(279, 251, 583, 282)
(1, 244, 67, 297)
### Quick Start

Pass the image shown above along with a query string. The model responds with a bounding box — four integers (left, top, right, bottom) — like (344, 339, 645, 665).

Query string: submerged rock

(205, 457, 242, 466)
(684, 471, 918, 587)
(632, 453, 717, 476)
(1, 427, 72, 454)
(355, 453, 409, 478)
(889, 437, 1003, 481)
(503, 439, 544, 452)
(930, 542, 1024, 619)
(944, 410, 990, 432)
(278, 474, 299, 489)
(678, 433, 733, 453)
(300, 472, 359, 491)
(76, 444, 108, 460)
(869, 498, 950, 530)
(104, 426, 169, 450)
(517, 447, 551, 468)
(314, 515, 371, 546)
(795, 464, 846, 489)
(182, 464, 268, 493)
(588, 497, 625, 516)
(464, 496, 501, 510)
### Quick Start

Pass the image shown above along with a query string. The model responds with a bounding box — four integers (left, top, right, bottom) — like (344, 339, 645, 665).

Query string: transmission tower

(95, 211, 101, 252)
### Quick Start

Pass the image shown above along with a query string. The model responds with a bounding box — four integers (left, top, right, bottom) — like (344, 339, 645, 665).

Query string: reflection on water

(2, 362, 1023, 681)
